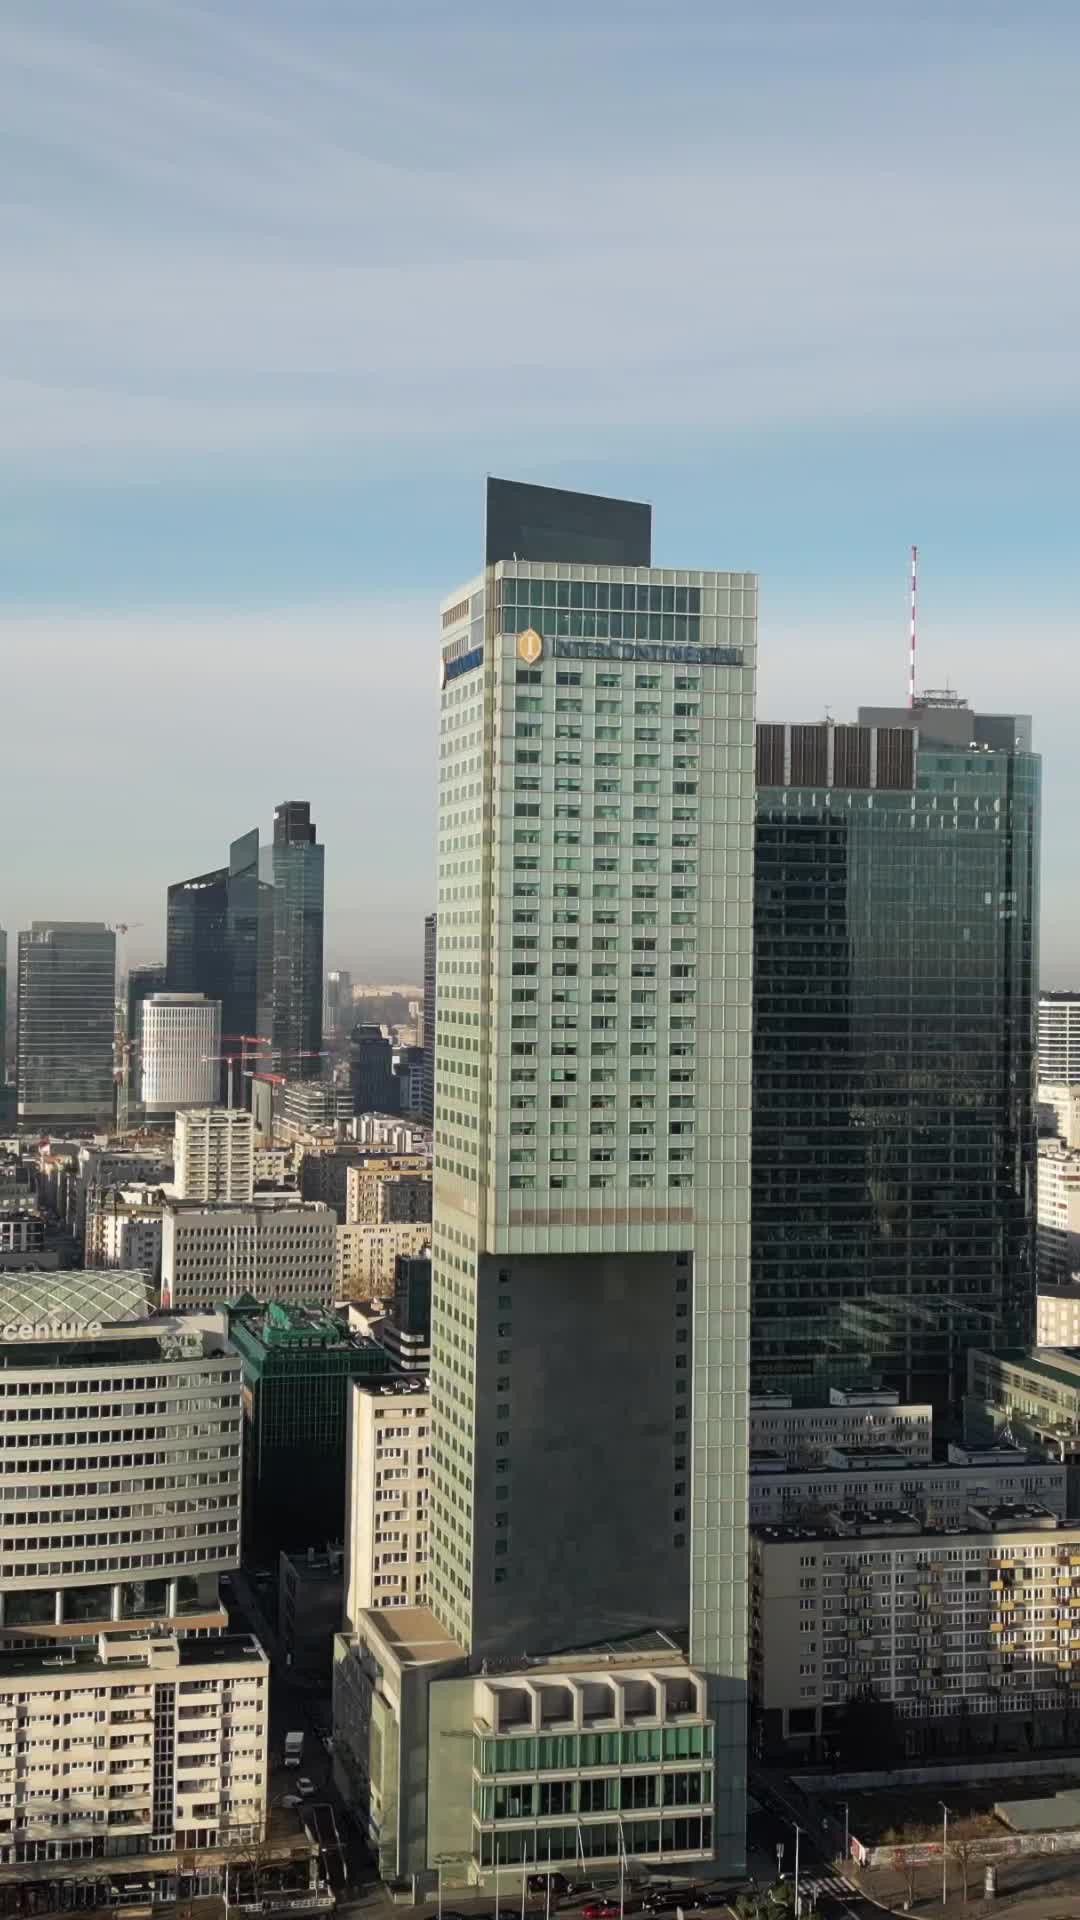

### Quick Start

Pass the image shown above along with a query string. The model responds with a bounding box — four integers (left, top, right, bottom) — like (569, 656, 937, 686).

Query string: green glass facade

(753, 720, 1039, 1408)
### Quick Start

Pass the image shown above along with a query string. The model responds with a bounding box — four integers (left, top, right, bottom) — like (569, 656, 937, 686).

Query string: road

(748, 1780, 898, 1920)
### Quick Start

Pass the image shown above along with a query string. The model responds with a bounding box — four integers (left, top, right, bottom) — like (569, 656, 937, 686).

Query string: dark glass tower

(17, 922, 117, 1131)
(166, 866, 228, 1003)
(126, 963, 166, 1042)
(167, 832, 272, 1100)
(752, 697, 1039, 1411)
(271, 801, 325, 1078)
(350, 1023, 397, 1116)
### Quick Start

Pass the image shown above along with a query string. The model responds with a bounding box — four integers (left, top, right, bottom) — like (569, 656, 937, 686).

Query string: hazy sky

(4, 0, 1079, 982)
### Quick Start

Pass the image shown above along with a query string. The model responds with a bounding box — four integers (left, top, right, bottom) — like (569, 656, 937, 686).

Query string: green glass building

(225, 1297, 395, 1561)
(752, 696, 1040, 1410)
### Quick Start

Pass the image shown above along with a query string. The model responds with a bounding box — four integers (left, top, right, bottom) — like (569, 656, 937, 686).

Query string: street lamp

(940, 1803, 949, 1906)
(776, 1841, 785, 1883)
(793, 1822, 802, 1919)
(842, 1802, 850, 1865)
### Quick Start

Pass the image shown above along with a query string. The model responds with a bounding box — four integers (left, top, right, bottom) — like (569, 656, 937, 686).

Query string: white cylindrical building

(139, 993, 221, 1116)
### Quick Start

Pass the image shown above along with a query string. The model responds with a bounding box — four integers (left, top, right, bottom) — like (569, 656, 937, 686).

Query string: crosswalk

(797, 1873, 858, 1905)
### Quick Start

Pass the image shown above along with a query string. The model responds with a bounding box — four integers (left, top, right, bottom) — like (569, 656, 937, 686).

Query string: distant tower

(271, 802, 325, 1080)
(17, 923, 116, 1131)
(139, 994, 221, 1119)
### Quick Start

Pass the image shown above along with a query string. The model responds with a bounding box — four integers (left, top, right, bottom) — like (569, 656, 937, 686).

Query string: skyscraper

(271, 800, 325, 1077)
(421, 910, 437, 1124)
(167, 828, 274, 1100)
(349, 1023, 397, 1115)
(752, 695, 1039, 1409)
(0, 926, 7, 1087)
(166, 863, 229, 1003)
(126, 961, 167, 1043)
(17, 922, 117, 1131)
(426, 480, 754, 1873)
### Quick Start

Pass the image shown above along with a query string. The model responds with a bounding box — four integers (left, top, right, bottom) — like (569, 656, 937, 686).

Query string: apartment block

(0, 1211, 45, 1256)
(1039, 1082, 1080, 1149)
(751, 1504, 1080, 1758)
(0, 1631, 268, 1883)
(0, 1299, 240, 1644)
(749, 1388, 934, 1466)
(1038, 1142, 1080, 1284)
(85, 1184, 170, 1288)
(1038, 1284, 1080, 1348)
(335, 1221, 431, 1299)
(73, 1144, 174, 1242)
(1040, 994, 1080, 1086)
(344, 1159, 432, 1226)
(750, 1440, 1067, 1528)
(161, 1197, 336, 1311)
(175, 1107, 255, 1205)
(344, 1378, 430, 1626)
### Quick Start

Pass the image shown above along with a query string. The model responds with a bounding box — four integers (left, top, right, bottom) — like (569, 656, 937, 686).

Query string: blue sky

(3, 0, 1079, 979)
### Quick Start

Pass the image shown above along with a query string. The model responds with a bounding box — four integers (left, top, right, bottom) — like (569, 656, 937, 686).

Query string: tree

(950, 1836, 979, 1907)
(899, 1851, 919, 1912)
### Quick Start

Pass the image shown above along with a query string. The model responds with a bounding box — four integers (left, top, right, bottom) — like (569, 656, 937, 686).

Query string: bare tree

(950, 1836, 979, 1907)
(899, 1851, 919, 1912)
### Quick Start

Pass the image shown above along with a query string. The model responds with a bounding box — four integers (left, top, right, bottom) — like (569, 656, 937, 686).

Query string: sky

(3, 0, 1080, 983)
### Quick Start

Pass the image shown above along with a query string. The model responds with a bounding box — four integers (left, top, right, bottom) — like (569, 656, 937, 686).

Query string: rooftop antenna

(908, 543, 918, 709)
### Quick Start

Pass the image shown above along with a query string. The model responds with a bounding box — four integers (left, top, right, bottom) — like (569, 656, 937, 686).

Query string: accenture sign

(1, 1319, 104, 1341)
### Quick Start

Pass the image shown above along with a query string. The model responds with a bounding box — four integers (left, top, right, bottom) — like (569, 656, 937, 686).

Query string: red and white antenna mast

(908, 543, 918, 708)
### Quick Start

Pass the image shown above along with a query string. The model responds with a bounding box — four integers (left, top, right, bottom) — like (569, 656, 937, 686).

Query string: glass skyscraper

(270, 801, 324, 1077)
(167, 828, 274, 1097)
(16, 922, 117, 1131)
(752, 697, 1039, 1409)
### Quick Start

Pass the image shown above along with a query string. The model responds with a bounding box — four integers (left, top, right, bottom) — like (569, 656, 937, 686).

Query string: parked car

(296, 1775, 315, 1797)
(582, 1903, 620, 1919)
(530, 1875, 572, 1896)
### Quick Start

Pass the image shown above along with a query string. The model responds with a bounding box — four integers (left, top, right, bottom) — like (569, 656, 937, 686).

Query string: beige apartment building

(344, 1159, 432, 1226)
(0, 1630, 268, 1885)
(750, 1388, 933, 1466)
(751, 1502, 1080, 1758)
(335, 1221, 431, 1299)
(344, 1378, 430, 1624)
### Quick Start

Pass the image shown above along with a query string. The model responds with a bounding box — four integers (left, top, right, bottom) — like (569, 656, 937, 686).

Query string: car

(582, 1904, 620, 1919)
(530, 1876, 572, 1896)
(281, 1793, 301, 1809)
(296, 1776, 316, 1797)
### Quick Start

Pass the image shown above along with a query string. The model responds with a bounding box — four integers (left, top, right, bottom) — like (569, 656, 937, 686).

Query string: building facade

(1040, 994, 1080, 1086)
(751, 1505, 1080, 1758)
(749, 1388, 934, 1466)
(1038, 1143, 1080, 1285)
(335, 1220, 432, 1299)
(16, 922, 116, 1132)
(0, 1303, 240, 1643)
(344, 1378, 430, 1624)
(0, 1631, 268, 1883)
(345, 1160, 432, 1226)
(175, 1107, 255, 1204)
(84, 1184, 168, 1285)
(139, 992, 221, 1117)
(161, 1197, 336, 1312)
(749, 1441, 1066, 1528)
(753, 699, 1040, 1408)
(333, 480, 756, 1885)
(271, 801, 325, 1078)
(224, 1298, 396, 1560)
(350, 1025, 397, 1117)
(1037, 1284, 1080, 1348)
(422, 911, 437, 1125)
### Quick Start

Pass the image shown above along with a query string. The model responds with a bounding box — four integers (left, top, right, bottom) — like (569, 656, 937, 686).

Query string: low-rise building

(0, 1209, 45, 1255)
(344, 1377, 430, 1627)
(335, 1220, 431, 1299)
(749, 1387, 934, 1466)
(225, 1298, 397, 1562)
(749, 1440, 1067, 1528)
(71, 1143, 174, 1241)
(1038, 1284, 1080, 1348)
(1039, 1082, 1080, 1149)
(966, 1347, 1080, 1513)
(272, 1075, 354, 1146)
(0, 1631, 268, 1885)
(750, 1503, 1080, 1760)
(333, 1611, 714, 1887)
(279, 1548, 344, 1685)
(345, 1159, 432, 1226)
(84, 1181, 171, 1286)
(161, 1196, 336, 1311)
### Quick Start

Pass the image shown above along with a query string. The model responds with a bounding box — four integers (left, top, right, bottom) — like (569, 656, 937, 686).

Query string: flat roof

(0, 1632, 263, 1680)
(362, 1605, 466, 1665)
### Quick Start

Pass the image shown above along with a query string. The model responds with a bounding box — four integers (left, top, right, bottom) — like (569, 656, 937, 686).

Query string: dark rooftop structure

(485, 476, 652, 569)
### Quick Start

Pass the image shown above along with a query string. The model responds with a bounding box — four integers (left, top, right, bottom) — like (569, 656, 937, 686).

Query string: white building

(1038, 1082, 1080, 1148)
(749, 1388, 934, 1466)
(0, 1292, 240, 1642)
(1037, 1284, 1080, 1349)
(0, 1211, 45, 1255)
(72, 1144, 174, 1240)
(1040, 995, 1080, 1086)
(344, 1378, 430, 1627)
(85, 1182, 172, 1286)
(0, 1630, 268, 1880)
(749, 1440, 1067, 1528)
(139, 993, 221, 1116)
(335, 1221, 431, 1299)
(344, 1159, 432, 1225)
(161, 1197, 337, 1311)
(1038, 1143, 1080, 1284)
(751, 1503, 1080, 1756)
(175, 1107, 255, 1205)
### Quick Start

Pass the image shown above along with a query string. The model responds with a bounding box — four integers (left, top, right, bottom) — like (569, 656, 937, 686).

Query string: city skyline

(4, 1, 1080, 980)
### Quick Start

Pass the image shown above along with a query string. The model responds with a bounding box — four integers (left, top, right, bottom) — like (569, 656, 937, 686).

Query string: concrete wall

(469, 1250, 687, 1662)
